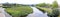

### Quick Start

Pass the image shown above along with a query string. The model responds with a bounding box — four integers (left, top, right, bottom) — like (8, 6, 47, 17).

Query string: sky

(0, 0, 60, 4)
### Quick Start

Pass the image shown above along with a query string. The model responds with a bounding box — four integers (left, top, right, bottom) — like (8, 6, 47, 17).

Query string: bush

(48, 8, 59, 17)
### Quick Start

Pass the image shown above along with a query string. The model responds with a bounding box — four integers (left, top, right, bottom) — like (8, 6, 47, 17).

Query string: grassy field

(5, 6, 33, 17)
(36, 6, 52, 13)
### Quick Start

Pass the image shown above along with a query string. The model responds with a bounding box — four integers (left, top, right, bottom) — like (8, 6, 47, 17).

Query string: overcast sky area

(0, 0, 60, 4)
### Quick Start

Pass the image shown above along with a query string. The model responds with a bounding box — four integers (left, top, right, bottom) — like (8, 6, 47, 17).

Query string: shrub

(48, 8, 59, 17)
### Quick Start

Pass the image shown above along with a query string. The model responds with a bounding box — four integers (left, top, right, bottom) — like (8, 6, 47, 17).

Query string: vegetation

(52, 1, 58, 8)
(2, 0, 59, 17)
(36, 3, 52, 8)
(36, 3, 47, 7)
(5, 6, 33, 17)
(36, 0, 59, 17)
(36, 6, 59, 17)
(36, 6, 52, 15)
(48, 8, 59, 17)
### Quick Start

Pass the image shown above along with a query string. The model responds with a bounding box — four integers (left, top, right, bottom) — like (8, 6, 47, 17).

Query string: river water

(0, 8, 12, 17)
(26, 7, 48, 17)
(0, 6, 48, 17)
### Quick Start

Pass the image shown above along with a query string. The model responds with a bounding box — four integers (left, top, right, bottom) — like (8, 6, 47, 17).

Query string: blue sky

(0, 0, 60, 4)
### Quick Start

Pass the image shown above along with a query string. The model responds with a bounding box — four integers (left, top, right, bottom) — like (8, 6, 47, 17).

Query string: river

(0, 7, 12, 17)
(26, 7, 48, 17)
(0, 6, 48, 17)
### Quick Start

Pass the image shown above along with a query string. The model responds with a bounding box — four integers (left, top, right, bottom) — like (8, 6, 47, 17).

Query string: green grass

(36, 6, 52, 14)
(5, 6, 33, 17)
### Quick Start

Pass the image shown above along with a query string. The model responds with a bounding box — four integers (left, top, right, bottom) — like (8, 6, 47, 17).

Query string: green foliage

(36, 3, 47, 7)
(5, 6, 33, 17)
(36, 6, 52, 14)
(36, 6, 59, 17)
(36, 3, 52, 8)
(36, 1, 58, 8)
(48, 8, 59, 17)
(52, 1, 58, 8)
(53, 8, 59, 16)
(36, 1, 58, 17)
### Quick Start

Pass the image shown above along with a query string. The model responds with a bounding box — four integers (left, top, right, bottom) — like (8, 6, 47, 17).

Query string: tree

(52, 1, 58, 8)
(36, 3, 47, 7)
(48, 8, 59, 17)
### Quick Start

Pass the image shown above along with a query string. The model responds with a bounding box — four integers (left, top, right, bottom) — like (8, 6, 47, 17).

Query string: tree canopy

(52, 1, 58, 8)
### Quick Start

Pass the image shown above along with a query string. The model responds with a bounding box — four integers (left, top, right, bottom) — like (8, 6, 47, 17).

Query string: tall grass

(5, 6, 33, 17)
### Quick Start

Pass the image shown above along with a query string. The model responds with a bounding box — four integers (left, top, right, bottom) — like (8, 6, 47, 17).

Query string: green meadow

(5, 6, 33, 17)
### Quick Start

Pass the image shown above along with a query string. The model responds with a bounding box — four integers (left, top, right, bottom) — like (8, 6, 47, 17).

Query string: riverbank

(27, 7, 48, 17)
(36, 6, 52, 13)
(36, 6, 60, 17)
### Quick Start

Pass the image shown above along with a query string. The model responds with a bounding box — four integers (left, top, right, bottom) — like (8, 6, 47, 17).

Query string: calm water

(0, 8, 12, 17)
(26, 7, 48, 17)
(0, 6, 48, 17)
